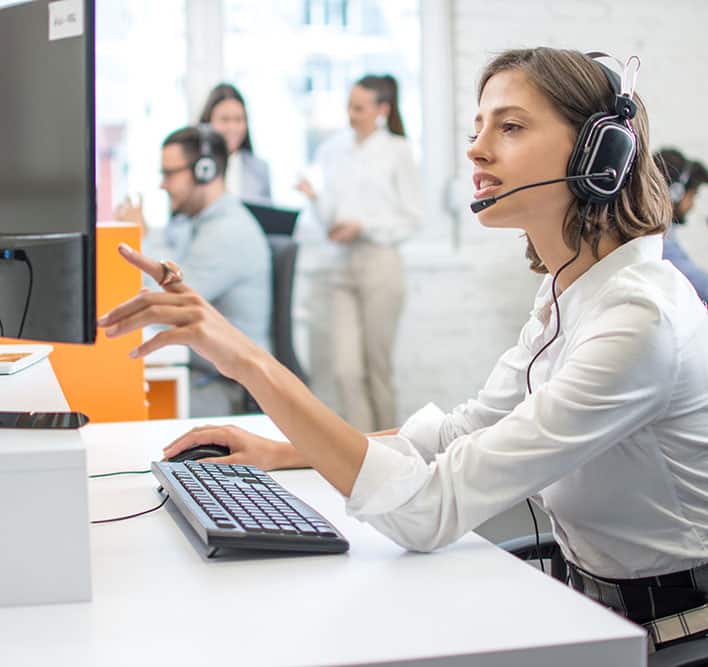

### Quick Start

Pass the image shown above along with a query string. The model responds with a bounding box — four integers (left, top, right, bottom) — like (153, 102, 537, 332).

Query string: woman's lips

(474, 183, 503, 199)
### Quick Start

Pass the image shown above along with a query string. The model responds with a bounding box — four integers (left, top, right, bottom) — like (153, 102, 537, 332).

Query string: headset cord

(524, 202, 591, 573)
(88, 469, 169, 524)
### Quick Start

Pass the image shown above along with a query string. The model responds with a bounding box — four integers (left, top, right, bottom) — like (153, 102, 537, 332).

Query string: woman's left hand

(97, 243, 261, 381)
(328, 220, 362, 243)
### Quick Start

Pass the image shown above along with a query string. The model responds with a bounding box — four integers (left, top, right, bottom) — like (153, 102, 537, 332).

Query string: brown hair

(356, 74, 406, 137)
(478, 48, 671, 273)
(198, 83, 253, 153)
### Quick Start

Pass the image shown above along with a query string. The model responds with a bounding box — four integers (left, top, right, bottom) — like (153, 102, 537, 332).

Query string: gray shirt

(146, 193, 272, 361)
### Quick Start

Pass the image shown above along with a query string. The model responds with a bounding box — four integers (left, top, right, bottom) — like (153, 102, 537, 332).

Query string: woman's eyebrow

(474, 105, 530, 124)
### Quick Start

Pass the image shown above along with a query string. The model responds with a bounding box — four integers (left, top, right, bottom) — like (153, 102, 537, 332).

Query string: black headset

(192, 124, 219, 185)
(566, 53, 639, 205)
(669, 160, 692, 204)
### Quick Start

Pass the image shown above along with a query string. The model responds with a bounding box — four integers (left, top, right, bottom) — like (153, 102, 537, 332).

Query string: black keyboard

(152, 461, 349, 555)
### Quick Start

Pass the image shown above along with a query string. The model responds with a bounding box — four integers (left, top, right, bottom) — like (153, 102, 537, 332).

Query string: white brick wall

(452, 0, 708, 254)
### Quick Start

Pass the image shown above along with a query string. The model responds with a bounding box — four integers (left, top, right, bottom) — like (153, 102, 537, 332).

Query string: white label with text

(49, 0, 83, 41)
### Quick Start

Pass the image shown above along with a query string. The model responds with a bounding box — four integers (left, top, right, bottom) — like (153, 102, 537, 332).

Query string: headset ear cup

(567, 113, 636, 204)
(567, 112, 609, 200)
(193, 156, 217, 184)
(668, 181, 685, 205)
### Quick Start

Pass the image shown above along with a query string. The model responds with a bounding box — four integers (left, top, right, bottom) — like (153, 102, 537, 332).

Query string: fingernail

(119, 243, 133, 254)
(97, 315, 109, 326)
(106, 326, 117, 336)
(128, 348, 139, 358)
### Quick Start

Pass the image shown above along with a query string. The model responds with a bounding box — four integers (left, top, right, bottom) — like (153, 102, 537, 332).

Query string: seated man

(115, 125, 272, 416)
(654, 148, 708, 302)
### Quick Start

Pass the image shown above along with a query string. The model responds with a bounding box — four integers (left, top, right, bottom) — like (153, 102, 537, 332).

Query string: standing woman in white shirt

(297, 74, 422, 431)
(199, 83, 272, 204)
(101, 48, 708, 654)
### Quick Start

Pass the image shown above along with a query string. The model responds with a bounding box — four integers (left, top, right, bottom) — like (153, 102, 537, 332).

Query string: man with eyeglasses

(114, 125, 272, 416)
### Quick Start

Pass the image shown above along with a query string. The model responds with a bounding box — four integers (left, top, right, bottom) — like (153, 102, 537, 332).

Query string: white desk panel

(0, 416, 647, 667)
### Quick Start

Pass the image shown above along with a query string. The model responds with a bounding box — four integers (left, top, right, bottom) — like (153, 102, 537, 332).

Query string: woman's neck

(354, 126, 378, 143)
(531, 230, 621, 292)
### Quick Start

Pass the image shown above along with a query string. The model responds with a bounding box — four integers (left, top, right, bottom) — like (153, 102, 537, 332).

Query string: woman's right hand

(98, 243, 263, 383)
(163, 424, 306, 471)
(295, 178, 317, 200)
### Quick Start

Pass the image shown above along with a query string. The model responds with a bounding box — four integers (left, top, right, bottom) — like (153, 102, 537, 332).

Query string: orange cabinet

(49, 223, 147, 422)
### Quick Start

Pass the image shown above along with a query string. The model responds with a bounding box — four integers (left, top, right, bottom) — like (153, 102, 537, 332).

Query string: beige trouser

(330, 243, 404, 432)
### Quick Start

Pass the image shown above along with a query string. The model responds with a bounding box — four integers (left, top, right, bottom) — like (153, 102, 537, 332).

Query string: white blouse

(346, 235, 708, 579)
(310, 128, 422, 245)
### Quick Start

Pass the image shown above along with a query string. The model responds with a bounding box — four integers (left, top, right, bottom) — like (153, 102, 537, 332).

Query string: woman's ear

(377, 101, 391, 122)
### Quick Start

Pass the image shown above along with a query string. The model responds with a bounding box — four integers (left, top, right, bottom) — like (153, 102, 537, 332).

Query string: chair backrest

(267, 234, 307, 384)
(244, 202, 299, 236)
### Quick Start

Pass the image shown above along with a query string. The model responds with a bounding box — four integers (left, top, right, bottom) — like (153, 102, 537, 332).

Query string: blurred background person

(654, 148, 708, 302)
(115, 125, 272, 416)
(199, 83, 271, 204)
(296, 74, 422, 432)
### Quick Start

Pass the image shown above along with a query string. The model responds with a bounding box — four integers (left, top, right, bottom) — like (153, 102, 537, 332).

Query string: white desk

(0, 410, 647, 667)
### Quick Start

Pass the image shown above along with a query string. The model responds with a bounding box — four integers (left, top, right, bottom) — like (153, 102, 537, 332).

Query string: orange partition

(49, 223, 147, 422)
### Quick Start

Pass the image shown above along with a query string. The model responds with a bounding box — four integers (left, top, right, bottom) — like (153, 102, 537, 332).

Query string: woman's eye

(501, 122, 522, 134)
(467, 133, 479, 144)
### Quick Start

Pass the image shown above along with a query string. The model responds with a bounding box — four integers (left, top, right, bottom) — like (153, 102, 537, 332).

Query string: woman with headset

(199, 83, 271, 204)
(100, 48, 707, 653)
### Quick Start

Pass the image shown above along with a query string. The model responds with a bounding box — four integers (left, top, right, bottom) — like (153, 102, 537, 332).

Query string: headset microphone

(470, 169, 617, 214)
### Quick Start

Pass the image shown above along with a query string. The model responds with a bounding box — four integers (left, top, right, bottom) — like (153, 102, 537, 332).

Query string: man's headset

(471, 52, 640, 214)
(192, 124, 219, 185)
(669, 160, 693, 205)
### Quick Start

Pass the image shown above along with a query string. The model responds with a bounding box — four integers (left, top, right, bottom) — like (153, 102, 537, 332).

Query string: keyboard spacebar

(278, 494, 325, 521)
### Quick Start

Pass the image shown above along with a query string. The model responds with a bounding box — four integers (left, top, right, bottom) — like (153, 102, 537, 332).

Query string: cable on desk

(89, 469, 151, 479)
(90, 494, 169, 525)
(89, 469, 165, 524)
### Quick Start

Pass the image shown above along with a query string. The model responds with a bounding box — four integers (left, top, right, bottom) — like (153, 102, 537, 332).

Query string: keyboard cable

(89, 469, 169, 525)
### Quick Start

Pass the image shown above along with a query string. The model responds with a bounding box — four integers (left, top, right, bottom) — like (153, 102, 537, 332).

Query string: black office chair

(240, 234, 307, 414)
(243, 202, 299, 236)
(267, 234, 308, 384)
(500, 534, 708, 667)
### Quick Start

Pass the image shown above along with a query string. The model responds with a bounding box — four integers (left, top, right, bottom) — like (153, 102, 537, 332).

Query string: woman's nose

(466, 131, 492, 164)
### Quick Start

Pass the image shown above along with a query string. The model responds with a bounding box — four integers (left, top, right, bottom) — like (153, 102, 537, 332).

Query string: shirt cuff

(399, 402, 447, 462)
(346, 435, 429, 516)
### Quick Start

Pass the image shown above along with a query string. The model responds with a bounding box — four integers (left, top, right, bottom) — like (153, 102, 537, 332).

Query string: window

(97, 0, 420, 214)
(95, 1, 187, 223)
(221, 0, 420, 207)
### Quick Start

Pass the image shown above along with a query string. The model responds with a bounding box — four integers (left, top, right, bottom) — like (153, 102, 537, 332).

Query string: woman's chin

(475, 206, 509, 228)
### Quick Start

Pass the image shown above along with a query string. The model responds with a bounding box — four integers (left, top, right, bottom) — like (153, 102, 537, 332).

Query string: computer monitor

(0, 0, 96, 344)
